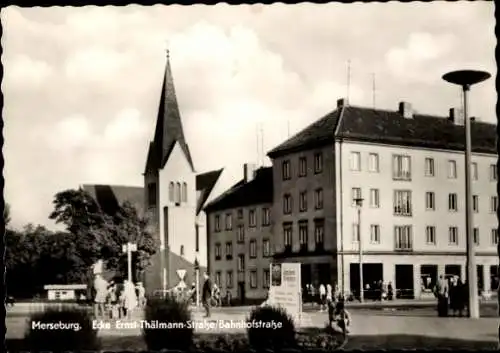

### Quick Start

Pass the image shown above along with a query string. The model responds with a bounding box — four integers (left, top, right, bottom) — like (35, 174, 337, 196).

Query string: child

(329, 298, 351, 337)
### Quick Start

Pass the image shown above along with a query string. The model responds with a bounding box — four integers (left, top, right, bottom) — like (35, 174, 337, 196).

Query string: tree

(49, 188, 156, 283)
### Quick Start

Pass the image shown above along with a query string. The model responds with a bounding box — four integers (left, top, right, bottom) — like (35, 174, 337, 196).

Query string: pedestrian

(136, 282, 146, 308)
(387, 282, 394, 301)
(449, 276, 459, 316)
(319, 283, 326, 311)
(202, 272, 213, 318)
(326, 283, 333, 305)
(434, 275, 449, 317)
(123, 279, 138, 319)
(93, 274, 108, 319)
(329, 297, 351, 338)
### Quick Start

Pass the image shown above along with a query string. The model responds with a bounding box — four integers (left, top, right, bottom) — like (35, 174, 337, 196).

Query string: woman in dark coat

(449, 277, 459, 316)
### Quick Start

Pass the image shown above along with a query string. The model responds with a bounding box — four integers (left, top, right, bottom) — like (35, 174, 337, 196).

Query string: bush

(142, 293, 194, 351)
(24, 307, 100, 352)
(246, 305, 297, 351)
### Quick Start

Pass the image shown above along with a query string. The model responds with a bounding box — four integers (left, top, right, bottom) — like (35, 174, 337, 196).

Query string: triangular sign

(177, 269, 186, 280)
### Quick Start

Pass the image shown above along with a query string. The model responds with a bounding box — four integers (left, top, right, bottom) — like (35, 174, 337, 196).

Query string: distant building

(44, 284, 87, 301)
(82, 53, 226, 295)
(205, 164, 273, 304)
(267, 98, 498, 299)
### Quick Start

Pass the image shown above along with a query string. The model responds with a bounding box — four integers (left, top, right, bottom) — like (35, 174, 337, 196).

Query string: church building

(83, 51, 226, 295)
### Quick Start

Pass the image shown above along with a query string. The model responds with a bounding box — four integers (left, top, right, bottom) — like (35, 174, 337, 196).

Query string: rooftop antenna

(347, 59, 351, 101)
(372, 73, 376, 109)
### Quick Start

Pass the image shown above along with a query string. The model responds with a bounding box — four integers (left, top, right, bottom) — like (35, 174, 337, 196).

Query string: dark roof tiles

(195, 169, 223, 215)
(204, 167, 273, 212)
(267, 104, 496, 158)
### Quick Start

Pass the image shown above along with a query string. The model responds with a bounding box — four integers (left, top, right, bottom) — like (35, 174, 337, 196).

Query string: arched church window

(180, 245, 185, 256)
(176, 182, 181, 204)
(169, 182, 174, 202)
(182, 182, 187, 202)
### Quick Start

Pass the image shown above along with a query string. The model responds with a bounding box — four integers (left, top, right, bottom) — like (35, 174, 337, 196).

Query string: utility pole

(122, 242, 138, 283)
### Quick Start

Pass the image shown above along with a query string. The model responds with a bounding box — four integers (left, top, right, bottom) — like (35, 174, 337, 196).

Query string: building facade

(205, 165, 273, 304)
(267, 98, 498, 300)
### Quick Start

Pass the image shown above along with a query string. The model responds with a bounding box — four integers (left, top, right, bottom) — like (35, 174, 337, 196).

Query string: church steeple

(145, 50, 195, 173)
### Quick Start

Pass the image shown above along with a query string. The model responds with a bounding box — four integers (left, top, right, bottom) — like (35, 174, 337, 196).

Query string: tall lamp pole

(442, 69, 491, 319)
(354, 197, 364, 303)
(122, 242, 138, 283)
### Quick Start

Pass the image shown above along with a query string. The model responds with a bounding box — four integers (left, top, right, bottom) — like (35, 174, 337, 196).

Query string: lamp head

(442, 70, 491, 87)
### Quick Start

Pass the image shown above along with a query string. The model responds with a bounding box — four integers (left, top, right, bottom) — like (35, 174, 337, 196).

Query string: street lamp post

(122, 242, 138, 283)
(354, 197, 364, 303)
(443, 69, 491, 319)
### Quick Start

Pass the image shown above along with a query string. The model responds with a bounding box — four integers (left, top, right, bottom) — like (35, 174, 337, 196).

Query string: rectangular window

(448, 227, 458, 245)
(448, 160, 457, 179)
(299, 191, 308, 212)
(225, 241, 233, 260)
(215, 215, 221, 232)
(225, 213, 233, 230)
(262, 208, 270, 226)
(352, 222, 360, 242)
(394, 190, 412, 216)
(250, 270, 258, 289)
(393, 155, 411, 180)
(237, 209, 243, 219)
(237, 225, 245, 243)
(299, 157, 307, 177)
(237, 254, 245, 272)
(299, 221, 308, 252)
(283, 194, 292, 214)
(425, 158, 435, 177)
(448, 193, 458, 212)
(283, 223, 292, 252)
(490, 164, 497, 181)
(215, 271, 221, 288)
(282, 160, 291, 180)
(394, 225, 413, 250)
(249, 209, 256, 227)
(368, 153, 379, 172)
(425, 192, 435, 211)
(314, 152, 323, 174)
(147, 183, 157, 207)
(215, 243, 222, 260)
(426, 226, 436, 245)
(314, 219, 325, 250)
(226, 271, 233, 288)
(473, 228, 480, 245)
(351, 187, 362, 206)
(263, 269, 270, 288)
(473, 195, 479, 213)
(314, 188, 324, 209)
(370, 224, 380, 244)
(369, 189, 380, 208)
(491, 196, 498, 213)
(472, 162, 478, 181)
(492, 229, 499, 245)
(350, 152, 361, 171)
(262, 239, 271, 257)
(249, 239, 257, 258)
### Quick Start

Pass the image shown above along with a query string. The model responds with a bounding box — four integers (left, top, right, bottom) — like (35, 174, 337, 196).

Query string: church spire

(145, 50, 195, 173)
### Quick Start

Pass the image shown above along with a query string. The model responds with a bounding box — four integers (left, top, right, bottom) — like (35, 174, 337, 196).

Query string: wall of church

(159, 142, 197, 266)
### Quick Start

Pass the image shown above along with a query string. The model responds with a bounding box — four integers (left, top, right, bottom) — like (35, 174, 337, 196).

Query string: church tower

(143, 50, 198, 294)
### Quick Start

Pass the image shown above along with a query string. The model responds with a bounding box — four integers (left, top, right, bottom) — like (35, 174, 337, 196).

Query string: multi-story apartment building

(205, 165, 273, 304)
(267, 98, 498, 299)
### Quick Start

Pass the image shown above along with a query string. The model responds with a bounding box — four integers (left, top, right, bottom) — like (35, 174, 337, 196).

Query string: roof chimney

(337, 98, 349, 109)
(243, 163, 258, 183)
(398, 102, 413, 119)
(449, 108, 464, 126)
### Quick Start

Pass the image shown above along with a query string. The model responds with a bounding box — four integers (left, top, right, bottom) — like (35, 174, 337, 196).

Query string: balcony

(394, 206, 412, 217)
(226, 254, 233, 260)
(394, 244, 413, 252)
(393, 171, 411, 181)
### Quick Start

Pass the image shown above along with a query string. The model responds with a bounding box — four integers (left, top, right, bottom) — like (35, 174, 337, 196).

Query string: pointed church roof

(145, 51, 195, 173)
(195, 168, 223, 215)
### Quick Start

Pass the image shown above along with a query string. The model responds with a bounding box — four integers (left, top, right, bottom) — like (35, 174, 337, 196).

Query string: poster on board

(268, 262, 302, 323)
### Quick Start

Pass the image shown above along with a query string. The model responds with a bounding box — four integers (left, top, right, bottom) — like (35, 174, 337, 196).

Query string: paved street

(6, 302, 498, 350)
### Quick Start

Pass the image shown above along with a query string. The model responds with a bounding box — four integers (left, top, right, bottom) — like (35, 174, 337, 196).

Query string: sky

(3, 2, 496, 230)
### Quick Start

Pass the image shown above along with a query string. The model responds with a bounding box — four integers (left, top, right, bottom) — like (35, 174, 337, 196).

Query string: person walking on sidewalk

(319, 283, 326, 312)
(202, 272, 213, 318)
(434, 275, 449, 317)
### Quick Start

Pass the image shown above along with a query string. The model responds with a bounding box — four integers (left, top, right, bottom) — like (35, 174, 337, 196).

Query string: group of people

(434, 274, 468, 317)
(93, 274, 146, 319)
